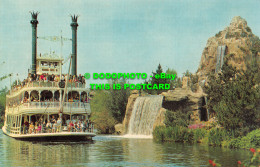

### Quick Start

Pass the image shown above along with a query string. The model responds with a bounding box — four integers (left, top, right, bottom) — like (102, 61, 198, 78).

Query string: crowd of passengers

(9, 94, 90, 107)
(12, 73, 86, 91)
(28, 73, 86, 84)
(22, 96, 90, 103)
(21, 116, 94, 134)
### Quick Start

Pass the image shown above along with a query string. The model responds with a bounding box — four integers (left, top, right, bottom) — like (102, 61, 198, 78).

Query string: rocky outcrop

(122, 93, 139, 134)
(162, 88, 206, 123)
(153, 108, 166, 130)
(197, 16, 260, 80)
(182, 76, 190, 89)
(114, 123, 123, 135)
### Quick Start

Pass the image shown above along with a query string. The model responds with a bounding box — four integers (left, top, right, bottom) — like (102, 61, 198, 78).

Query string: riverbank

(153, 126, 260, 149)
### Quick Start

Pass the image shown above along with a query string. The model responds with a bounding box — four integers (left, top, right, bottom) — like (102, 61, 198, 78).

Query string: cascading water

(126, 95, 163, 136)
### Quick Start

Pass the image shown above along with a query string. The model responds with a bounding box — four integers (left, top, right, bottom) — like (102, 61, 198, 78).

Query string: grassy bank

(153, 126, 260, 149)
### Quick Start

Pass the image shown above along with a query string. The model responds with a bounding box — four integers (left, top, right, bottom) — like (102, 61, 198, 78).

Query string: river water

(0, 131, 250, 167)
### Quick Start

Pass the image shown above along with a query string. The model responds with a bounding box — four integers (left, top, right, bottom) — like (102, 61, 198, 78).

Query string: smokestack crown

(30, 11, 39, 25)
(70, 15, 79, 27)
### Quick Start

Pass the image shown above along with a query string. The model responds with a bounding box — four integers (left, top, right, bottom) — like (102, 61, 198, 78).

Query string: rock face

(153, 108, 166, 130)
(197, 16, 260, 80)
(114, 123, 123, 135)
(122, 93, 139, 134)
(162, 88, 206, 123)
(182, 77, 190, 89)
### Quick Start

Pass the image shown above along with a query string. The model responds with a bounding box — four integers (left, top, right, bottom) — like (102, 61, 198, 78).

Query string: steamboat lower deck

(2, 126, 96, 141)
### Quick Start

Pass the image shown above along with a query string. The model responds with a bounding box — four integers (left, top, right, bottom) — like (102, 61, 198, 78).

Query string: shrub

(164, 110, 190, 127)
(208, 128, 230, 146)
(228, 129, 260, 149)
(193, 128, 207, 143)
(153, 126, 166, 142)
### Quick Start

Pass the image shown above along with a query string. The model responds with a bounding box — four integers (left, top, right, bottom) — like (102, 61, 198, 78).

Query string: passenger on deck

(55, 75, 59, 82)
(78, 74, 82, 83)
(29, 122, 34, 134)
(36, 123, 42, 133)
(46, 121, 52, 133)
(35, 123, 38, 133)
(68, 121, 74, 132)
(80, 121, 84, 132)
(42, 121, 46, 133)
(52, 120, 57, 133)
(66, 119, 70, 126)
(61, 75, 65, 82)
(57, 118, 62, 132)
(74, 121, 79, 132)
(52, 74, 55, 81)
(36, 74, 40, 81)
(40, 74, 44, 81)
(23, 97, 28, 103)
(24, 120, 29, 134)
(81, 76, 85, 84)
(72, 117, 76, 124)
(51, 116, 56, 124)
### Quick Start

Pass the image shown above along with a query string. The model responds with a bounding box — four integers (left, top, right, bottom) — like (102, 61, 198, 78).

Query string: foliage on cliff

(204, 55, 260, 136)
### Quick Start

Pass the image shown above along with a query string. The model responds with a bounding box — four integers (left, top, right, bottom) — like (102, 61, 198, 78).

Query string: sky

(1, 0, 260, 88)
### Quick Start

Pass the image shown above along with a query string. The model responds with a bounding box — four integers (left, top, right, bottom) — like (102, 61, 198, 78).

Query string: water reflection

(0, 132, 250, 167)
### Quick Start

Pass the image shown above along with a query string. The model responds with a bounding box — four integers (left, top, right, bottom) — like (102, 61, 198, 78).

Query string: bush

(153, 126, 260, 150)
(208, 128, 230, 146)
(193, 128, 207, 143)
(164, 110, 190, 127)
(153, 126, 166, 142)
(153, 126, 194, 143)
(228, 129, 260, 149)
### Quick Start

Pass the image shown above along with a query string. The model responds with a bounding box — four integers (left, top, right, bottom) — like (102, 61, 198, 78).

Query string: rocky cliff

(121, 90, 139, 134)
(197, 16, 260, 80)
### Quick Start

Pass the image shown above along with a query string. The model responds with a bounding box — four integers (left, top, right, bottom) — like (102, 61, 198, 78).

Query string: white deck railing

(8, 102, 91, 114)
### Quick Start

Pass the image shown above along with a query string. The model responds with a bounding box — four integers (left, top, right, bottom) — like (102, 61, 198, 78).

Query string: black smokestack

(30, 11, 39, 75)
(70, 15, 79, 76)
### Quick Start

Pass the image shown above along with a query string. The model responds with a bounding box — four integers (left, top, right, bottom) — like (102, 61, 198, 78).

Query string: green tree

(90, 90, 117, 134)
(108, 78, 130, 122)
(90, 79, 131, 133)
(205, 55, 260, 136)
(150, 64, 168, 94)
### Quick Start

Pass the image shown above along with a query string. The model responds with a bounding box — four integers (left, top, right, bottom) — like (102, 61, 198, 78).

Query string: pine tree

(151, 64, 168, 94)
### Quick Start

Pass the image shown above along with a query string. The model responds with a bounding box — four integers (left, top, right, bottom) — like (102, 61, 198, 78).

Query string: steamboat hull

(2, 126, 96, 141)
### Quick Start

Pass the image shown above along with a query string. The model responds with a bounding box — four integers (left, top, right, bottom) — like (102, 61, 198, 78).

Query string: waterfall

(215, 45, 227, 73)
(126, 95, 163, 136)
